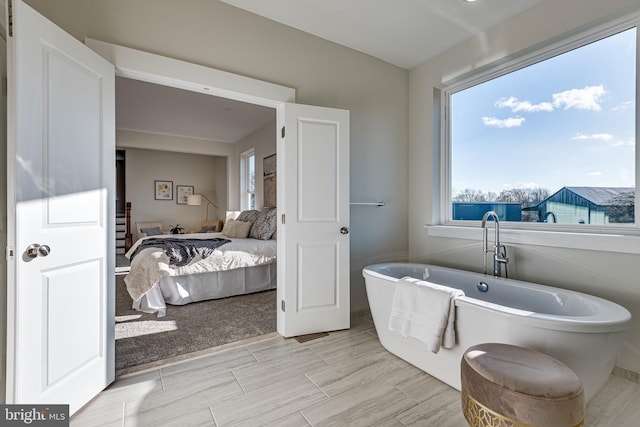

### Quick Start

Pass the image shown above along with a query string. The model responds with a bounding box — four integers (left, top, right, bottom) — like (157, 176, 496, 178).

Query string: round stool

(461, 343, 585, 427)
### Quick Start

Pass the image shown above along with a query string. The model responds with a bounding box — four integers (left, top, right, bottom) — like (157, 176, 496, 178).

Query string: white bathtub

(363, 262, 631, 402)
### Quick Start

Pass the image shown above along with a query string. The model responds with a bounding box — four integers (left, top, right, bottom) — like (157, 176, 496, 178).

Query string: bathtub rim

(363, 262, 631, 334)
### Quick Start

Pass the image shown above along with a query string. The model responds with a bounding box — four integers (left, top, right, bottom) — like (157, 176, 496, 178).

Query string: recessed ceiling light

(463, 0, 478, 3)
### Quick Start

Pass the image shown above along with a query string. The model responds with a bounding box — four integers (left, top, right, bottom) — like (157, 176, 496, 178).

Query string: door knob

(26, 244, 51, 258)
(340, 227, 349, 235)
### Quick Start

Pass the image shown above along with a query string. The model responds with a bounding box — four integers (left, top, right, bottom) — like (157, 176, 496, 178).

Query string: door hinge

(281, 126, 285, 138)
(281, 300, 285, 312)
(6, 246, 14, 261)
(8, 0, 13, 37)
(281, 213, 285, 224)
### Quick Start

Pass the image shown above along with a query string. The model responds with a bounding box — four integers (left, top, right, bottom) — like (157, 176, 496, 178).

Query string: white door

(278, 103, 350, 337)
(6, 0, 115, 414)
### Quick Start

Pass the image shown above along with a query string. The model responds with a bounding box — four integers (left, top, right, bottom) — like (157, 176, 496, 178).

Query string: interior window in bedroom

(241, 148, 255, 210)
(444, 23, 637, 228)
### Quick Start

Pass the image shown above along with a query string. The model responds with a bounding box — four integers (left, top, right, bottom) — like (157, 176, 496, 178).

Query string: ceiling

(116, 77, 275, 144)
(221, 0, 545, 69)
(117, 0, 545, 143)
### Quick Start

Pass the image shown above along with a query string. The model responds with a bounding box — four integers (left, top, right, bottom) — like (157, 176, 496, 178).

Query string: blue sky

(451, 27, 636, 197)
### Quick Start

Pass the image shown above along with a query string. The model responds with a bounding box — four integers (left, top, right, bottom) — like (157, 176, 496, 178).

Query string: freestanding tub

(363, 262, 631, 402)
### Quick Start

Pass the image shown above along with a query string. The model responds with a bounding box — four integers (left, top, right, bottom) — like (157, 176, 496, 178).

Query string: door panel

(45, 260, 103, 386)
(298, 119, 339, 220)
(7, 0, 115, 413)
(279, 103, 349, 337)
(297, 243, 338, 309)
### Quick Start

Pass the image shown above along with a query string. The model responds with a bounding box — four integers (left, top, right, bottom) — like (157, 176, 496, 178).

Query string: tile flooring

(72, 317, 640, 426)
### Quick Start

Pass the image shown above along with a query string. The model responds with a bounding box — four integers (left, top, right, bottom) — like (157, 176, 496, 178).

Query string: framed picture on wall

(176, 185, 194, 205)
(263, 154, 277, 208)
(155, 180, 173, 200)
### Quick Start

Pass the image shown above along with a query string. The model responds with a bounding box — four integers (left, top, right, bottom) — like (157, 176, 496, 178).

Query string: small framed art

(176, 185, 194, 204)
(155, 180, 173, 200)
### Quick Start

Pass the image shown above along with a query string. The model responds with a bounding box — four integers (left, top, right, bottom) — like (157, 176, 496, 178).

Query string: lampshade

(187, 194, 202, 206)
(188, 193, 218, 223)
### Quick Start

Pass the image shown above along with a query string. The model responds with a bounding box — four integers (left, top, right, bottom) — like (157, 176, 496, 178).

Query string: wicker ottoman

(461, 343, 585, 427)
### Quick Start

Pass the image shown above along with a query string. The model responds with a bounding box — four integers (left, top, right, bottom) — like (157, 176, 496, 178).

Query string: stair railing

(124, 202, 133, 251)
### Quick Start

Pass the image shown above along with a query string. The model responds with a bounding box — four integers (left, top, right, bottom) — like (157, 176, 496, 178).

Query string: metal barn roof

(564, 187, 634, 206)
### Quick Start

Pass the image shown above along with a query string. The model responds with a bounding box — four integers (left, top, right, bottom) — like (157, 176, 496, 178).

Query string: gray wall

(25, 0, 410, 313)
(409, 0, 640, 374)
(124, 147, 226, 239)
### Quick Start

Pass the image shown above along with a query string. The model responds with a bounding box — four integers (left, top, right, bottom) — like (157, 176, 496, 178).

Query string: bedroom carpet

(115, 274, 276, 371)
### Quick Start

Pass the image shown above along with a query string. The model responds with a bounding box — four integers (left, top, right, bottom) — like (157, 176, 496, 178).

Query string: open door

(6, 0, 115, 414)
(278, 103, 350, 337)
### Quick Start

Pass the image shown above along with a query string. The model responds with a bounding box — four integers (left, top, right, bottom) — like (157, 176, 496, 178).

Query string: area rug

(115, 274, 276, 371)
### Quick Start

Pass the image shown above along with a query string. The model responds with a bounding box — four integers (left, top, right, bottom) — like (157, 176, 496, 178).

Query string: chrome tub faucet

(481, 211, 508, 277)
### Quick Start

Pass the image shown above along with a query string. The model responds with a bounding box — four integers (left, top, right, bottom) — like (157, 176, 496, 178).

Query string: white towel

(388, 277, 465, 353)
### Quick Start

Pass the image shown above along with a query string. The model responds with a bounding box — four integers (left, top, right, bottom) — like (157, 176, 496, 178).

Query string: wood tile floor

(72, 316, 640, 426)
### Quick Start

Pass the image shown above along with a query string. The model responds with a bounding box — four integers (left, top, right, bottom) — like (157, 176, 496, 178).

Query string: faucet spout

(481, 211, 508, 277)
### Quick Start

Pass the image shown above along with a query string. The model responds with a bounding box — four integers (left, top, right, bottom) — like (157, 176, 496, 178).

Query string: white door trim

(85, 38, 295, 107)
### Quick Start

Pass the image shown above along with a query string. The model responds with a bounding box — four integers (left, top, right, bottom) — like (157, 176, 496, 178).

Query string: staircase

(115, 203, 133, 272)
(116, 214, 126, 255)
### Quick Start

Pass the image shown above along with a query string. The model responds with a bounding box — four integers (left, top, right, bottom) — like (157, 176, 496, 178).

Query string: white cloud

(588, 171, 604, 176)
(482, 116, 525, 128)
(500, 182, 541, 189)
(611, 137, 635, 147)
(572, 133, 614, 142)
(611, 101, 634, 111)
(493, 85, 606, 117)
(552, 85, 606, 111)
(495, 97, 553, 112)
(517, 182, 541, 189)
(573, 133, 634, 147)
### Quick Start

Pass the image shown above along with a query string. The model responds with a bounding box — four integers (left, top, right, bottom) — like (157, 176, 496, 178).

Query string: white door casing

(6, 0, 115, 413)
(278, 103, 350, 337)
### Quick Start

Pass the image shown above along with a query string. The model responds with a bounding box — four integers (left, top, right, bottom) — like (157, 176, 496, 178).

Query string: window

(443, 20, 637, 230)
(240, 148, 255, 210)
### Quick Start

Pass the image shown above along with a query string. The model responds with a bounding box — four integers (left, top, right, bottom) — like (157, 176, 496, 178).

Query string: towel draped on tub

(388, 276, 465, 353)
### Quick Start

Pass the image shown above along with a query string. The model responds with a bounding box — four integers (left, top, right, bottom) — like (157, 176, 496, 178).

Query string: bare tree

(453, 189, 497, 202)
(497, 187, 550, 207)
(606, 191, 635, 223)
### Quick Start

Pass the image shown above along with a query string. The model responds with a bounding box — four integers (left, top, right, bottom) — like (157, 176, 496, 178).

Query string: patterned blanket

(128, 237, 231, 267)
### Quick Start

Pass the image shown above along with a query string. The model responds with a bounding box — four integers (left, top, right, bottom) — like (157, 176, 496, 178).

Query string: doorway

(113, 77, 278, 371)
(88, 38, 350, 339)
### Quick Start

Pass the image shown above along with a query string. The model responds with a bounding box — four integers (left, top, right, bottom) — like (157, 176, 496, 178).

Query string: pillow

(222, 219, 251, 238)
(140, 227, 162, 236)
(199, 225, 218, 233)
(236, 209, 261, 224)
(249, 208, 277, 240)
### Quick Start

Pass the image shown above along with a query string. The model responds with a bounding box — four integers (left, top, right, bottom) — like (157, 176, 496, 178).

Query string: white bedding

(124, 233, 277, 315)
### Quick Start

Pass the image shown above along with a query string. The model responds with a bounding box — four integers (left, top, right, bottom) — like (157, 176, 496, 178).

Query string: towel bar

(349, 202, 385, 207)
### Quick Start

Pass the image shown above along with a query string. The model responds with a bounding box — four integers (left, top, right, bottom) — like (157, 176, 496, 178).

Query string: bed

(124, 231, 277, 317)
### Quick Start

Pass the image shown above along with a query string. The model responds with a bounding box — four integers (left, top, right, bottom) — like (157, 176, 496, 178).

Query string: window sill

(426, 224, 640, 255)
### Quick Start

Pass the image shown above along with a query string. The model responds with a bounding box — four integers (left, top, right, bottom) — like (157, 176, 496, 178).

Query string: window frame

(240, 148, 255, 210)
(430, 12, 640, 254)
